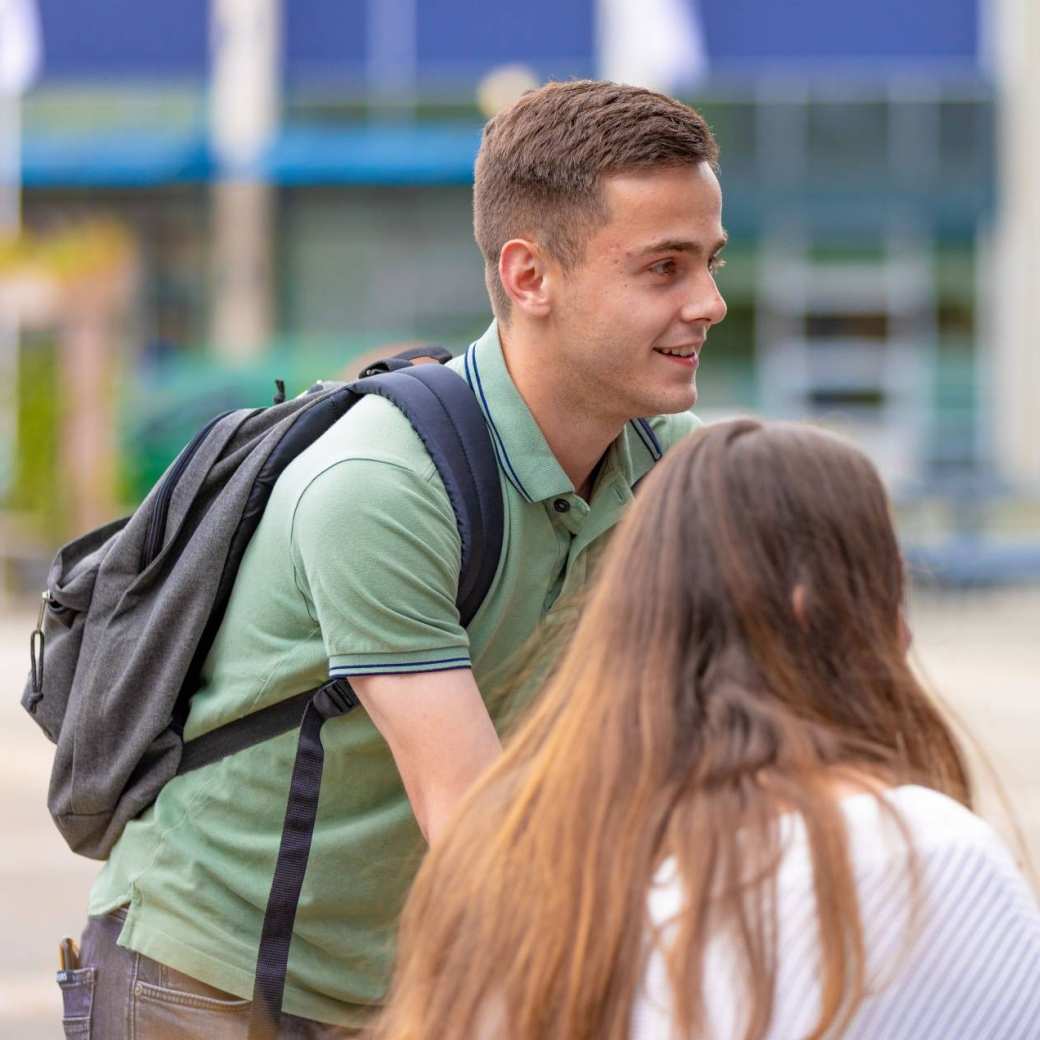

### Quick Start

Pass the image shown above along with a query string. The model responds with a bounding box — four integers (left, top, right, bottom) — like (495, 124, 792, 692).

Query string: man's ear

(499, 238, 552, 319)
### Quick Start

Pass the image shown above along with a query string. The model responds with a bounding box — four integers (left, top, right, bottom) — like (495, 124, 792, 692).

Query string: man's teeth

(657, 348, 695, 357)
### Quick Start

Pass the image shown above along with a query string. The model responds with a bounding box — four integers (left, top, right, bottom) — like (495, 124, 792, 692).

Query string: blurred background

(1, 1, 1038, 1035)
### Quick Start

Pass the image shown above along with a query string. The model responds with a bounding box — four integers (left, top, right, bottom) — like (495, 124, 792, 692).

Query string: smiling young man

(78, 81, 727, 1036)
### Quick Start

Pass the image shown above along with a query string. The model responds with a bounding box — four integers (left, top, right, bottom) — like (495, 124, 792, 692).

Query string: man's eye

(709, 255, 727, 274)
(650, 260, 677, 276)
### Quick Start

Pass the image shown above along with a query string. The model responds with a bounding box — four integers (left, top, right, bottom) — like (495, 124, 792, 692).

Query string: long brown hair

(370, 419, 973, 1040)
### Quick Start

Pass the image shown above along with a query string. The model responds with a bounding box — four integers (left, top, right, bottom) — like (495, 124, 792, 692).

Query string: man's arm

(289, 442, 499, 842)
(349, 668, 501, 845)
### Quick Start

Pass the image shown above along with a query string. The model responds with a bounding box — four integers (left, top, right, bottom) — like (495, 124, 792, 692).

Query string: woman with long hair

(370, 419, 1040, 1040)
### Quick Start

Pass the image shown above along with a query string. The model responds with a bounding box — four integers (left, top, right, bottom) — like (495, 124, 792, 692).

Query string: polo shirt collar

(461, 322, 663, 504)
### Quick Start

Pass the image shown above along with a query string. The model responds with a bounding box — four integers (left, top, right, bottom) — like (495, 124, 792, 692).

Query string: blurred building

(11, 0, 1036, 523)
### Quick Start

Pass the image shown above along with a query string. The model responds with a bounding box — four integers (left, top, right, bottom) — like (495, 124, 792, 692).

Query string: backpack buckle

(312, 678, 359, 718)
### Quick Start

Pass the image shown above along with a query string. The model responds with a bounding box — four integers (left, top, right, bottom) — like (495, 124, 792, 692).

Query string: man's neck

(498, 322, 624, 499)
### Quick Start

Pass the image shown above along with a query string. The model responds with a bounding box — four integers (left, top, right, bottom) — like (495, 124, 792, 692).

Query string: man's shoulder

(250, 395, 459, 563)
(278, 394, 444, 503)
(321, 393, 442, 476)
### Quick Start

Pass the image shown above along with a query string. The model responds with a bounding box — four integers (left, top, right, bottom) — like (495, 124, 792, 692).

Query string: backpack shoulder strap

(176, 362, 502, 778)
(181, 362, 504, 1039)
(351, 363, 502, 628)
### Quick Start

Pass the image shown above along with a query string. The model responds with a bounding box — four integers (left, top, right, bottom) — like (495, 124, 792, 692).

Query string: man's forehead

(577, 168, 725, 270)
(598, 166, 723, 236)
(600, 163, 721, 204)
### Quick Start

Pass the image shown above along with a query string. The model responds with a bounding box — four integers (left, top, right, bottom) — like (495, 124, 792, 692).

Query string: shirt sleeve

(289, 455, 471, 678)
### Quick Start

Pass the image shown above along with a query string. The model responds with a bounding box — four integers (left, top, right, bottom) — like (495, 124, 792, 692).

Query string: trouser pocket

(57, 966, 95, 1038)
(131, 962, 251, 1040)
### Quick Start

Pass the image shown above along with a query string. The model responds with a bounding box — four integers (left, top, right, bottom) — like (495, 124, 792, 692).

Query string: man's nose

(681, 277, 727, 327)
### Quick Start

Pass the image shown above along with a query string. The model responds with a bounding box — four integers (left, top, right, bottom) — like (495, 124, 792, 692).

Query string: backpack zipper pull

(28, 590, 48, 706)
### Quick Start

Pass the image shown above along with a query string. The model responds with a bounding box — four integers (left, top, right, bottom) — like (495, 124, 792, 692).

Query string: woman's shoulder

(835, 785, 1040, 975)
(650, 785, 1018, 905)
(649, 784, 1035, 928)
(638, 785, 1040, 1040)
(841, 784, 1024, 876)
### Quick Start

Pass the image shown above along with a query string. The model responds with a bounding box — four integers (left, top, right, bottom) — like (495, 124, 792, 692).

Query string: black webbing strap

(175, 689, 315, 777)
(248, 679, 358, 1040)
(240, 362, 502, 1038)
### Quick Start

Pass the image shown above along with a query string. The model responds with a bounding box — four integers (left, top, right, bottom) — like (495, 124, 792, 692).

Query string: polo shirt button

(553, 498, 570, 514)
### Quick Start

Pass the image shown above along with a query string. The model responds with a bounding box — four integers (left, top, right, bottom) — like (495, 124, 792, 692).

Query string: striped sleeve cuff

(328, 646, 472, 678)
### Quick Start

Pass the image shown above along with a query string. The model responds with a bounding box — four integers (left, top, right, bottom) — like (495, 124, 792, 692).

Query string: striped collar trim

(461, 326, 573, 504)
(463, 341, 535, 503)
(460, 323, 664, 502)
(630, 417, 663, 461)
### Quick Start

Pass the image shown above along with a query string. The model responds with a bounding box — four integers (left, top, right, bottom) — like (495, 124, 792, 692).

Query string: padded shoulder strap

(177, 362, 502, 779)
(352, 364, 502, 628)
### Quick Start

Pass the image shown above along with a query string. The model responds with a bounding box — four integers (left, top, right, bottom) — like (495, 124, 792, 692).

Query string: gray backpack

(21, 351, 503, 1038)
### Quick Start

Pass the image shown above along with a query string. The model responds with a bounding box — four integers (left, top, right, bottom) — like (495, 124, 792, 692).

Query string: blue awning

(20, 123, 485, 188)
(23, 130, 210, 187)
(268, 124, 482, 185)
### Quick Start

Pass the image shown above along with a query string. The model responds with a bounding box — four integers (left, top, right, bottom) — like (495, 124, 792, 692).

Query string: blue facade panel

(34, 0, 981, 83)
(37, 0, 208, 79)
(284, 0, 365, 81)
(700, 0, 979, 66)
(415, 0, 594, 80)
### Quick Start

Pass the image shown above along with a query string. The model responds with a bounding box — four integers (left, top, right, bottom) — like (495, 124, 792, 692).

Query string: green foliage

(9, 334, 66, 540)
(120, 338, 398, 504)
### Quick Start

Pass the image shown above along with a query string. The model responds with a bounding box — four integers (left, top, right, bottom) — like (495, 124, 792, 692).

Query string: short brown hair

(473, 79, 719, 319)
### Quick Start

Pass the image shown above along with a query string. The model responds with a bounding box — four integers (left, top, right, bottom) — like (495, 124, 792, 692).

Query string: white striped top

(633, 785, 1040, 1039)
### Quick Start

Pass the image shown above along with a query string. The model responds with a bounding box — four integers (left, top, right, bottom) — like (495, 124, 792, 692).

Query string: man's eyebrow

(635, 232, 729, 258)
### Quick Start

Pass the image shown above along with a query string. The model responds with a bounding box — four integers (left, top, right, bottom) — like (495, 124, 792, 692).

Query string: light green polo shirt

(89, 321, 699, 1026)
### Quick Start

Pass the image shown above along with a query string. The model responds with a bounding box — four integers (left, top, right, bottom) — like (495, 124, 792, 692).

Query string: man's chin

(650, 383, 698, 416)
(613, 381, 697, 422)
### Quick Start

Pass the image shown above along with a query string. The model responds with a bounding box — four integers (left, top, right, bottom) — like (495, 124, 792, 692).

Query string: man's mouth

(654, 346, 700, 367)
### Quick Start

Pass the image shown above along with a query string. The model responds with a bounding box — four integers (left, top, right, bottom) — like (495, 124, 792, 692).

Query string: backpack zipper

(141, 411, 232, 568)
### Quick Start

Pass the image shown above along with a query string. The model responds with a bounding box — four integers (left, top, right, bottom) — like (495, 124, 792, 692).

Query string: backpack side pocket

(21, 517, 127, 743)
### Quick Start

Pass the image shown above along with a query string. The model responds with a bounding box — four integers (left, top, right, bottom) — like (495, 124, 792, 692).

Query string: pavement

(1, 588, 1038, 1038)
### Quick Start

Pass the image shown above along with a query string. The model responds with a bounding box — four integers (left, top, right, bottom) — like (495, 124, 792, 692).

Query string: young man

(77, 80, 727, 1035)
